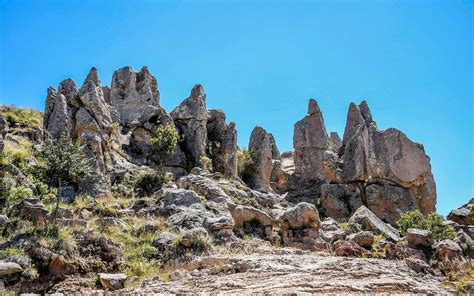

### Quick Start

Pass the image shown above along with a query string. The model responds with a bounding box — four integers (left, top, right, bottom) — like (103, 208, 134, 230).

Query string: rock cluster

(43, 67, 238, 194)
(267, 99, 436, 224)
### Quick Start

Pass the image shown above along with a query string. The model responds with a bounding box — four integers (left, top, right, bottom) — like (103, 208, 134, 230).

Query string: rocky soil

(125, 251, 451, 295)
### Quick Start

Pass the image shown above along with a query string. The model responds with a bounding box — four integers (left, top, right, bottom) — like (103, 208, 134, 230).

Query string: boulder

(98, 273, 127, 290)
(454, 230, 474, 258)
(175, 174, 227, 200)
(231, 205, 273, 239)
(447, 198, 474, 226)
(9, 199, 49, 225)
(0, 262, 23, 276)
(110, 66, 160, 126)
(154, 232, 178, 252)
(406, 228, 433, 248)
(347, 231, 374, 249)
(434, 239, 469, 271)
(349, 206, 400, 241)
(405, 257, 432, 274)
(278, 202, 321, 230)
(332, 240, 366, 257)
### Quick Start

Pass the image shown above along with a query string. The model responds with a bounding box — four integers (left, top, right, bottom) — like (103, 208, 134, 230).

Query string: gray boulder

(98, 273, 127, 290)
(447, 198, 473, 225)
(347, 231, 374, 248)
(406, 228, 433, 248)
(349, 206, 400, 241)
(44, 87, 69, 139)
(0, 262, 23, 276)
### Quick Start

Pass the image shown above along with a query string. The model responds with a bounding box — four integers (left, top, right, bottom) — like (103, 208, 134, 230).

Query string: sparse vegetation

(0, 105, 43, 127)
(199, 155, 213, 172)
(236, 147, 255, 179)
(396, 210, 456, 241)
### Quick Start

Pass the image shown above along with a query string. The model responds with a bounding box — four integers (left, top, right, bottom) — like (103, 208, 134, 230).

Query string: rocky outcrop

(292, 99, 328, 193)
(44, 88, 69, 139)
(447, 198, 473, 225)
(340, 101, 436, 223)
(349, 206, 401, 241)
(171, 85, 208, 169)
(246, 126, 277, 192)
(110, 66, 160, 126)
(207, 110, 237, 178)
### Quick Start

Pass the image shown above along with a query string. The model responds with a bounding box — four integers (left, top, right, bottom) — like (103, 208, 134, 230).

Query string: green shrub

(396, 210, 456, 241)
(6, 186, 33, 204)
(133, 170, 164, 197)
(396, 210, 424, 236)
(236, 147, 255, 179)
(424, 213, 456, 241)
(151, 124, 180, 156)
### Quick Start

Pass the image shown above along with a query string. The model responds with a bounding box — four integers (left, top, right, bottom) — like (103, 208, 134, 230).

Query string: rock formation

(246, 126, 279, 192)
(43, 66, 436, 223)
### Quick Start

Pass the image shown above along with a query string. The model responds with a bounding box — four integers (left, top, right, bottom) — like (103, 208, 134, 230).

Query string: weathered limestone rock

(406, 228, 433, 248)
(278, 202, 321, 230)
(349, 206, 401, 241)
(246, 126, 276, 192)
(171, 84, 208, 169)
(110, 66, 160, 126)
(434, 239, 469, 271)
(448, 198, 474, 225)
(44, 87, 69, 139)
(347, 231, 374, 249)
(293, 99, 328, 184)
(8, 199, 49, 225)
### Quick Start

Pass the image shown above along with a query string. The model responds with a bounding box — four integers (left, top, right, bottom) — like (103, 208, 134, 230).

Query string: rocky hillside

(0, 66, 472, 294)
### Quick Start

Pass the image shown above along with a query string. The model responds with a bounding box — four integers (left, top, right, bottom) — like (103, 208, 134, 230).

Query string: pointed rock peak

(47, 87, 57, 96)
(359, 100, 373, 125)
(308, 99, 320, 115)
(190, 84, 206, 100)
(139, 66, 150, 75)
(84, 67, 100, 86)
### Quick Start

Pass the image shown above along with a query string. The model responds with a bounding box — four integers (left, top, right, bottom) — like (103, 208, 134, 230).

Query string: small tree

(151, 124, 180, 157)
(40, 136, 92, 219)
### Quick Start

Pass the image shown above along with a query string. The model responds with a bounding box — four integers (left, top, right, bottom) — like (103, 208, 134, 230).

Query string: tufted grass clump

(133, 170, 164, 197)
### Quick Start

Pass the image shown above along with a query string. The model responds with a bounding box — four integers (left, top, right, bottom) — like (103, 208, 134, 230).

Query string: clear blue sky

(1, 0, 472, 215)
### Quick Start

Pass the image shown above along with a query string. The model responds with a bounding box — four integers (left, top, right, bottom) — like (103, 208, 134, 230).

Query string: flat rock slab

(121, 253, 451, 295)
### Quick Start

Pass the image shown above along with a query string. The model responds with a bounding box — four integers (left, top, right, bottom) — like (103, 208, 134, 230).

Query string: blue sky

(0, 0, 472, 215)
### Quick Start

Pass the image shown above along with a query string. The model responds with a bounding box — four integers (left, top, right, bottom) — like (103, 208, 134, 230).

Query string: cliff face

(43, 66, 436, 224)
